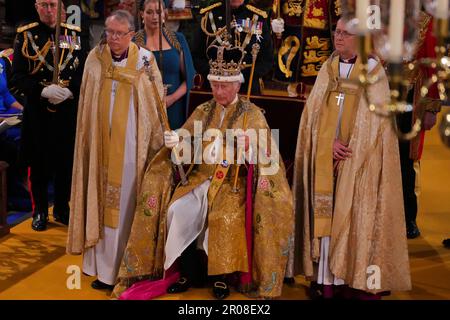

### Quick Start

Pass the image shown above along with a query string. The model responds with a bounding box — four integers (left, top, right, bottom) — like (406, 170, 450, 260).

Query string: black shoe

(91, 279, 115, 290)
(31, 212, 48, 231)
(54, 212, 69, 225)
(212, 281, 230, 300)
(407, 221, 421, 239)
(167, 277, 191, 294)
(443, 238, 450, 248)
(308, 282, 324, 300)
(284, 277, 295, 285)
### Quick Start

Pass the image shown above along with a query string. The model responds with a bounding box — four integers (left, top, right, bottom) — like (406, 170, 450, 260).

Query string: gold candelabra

(340, 12, 449, 141)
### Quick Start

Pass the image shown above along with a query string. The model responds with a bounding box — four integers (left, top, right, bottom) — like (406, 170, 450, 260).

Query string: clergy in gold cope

(66, 10, 165, 291)
(290, 18, 412, 298)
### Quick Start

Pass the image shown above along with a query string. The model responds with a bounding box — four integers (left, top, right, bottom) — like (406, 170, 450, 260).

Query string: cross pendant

(336, 93, 345, 106)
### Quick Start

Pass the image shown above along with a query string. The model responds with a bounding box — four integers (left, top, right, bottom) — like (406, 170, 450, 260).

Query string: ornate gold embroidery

(301, 63, 319, 76)
(278, 35, 300, 78)
(282, 0, 303, 17)
(303, 50, 328, 64)
(105, 182, 121, 210)
(305, 36, 330, 50)
(303, 0, 327, 29)
(334, 0, 342, 16)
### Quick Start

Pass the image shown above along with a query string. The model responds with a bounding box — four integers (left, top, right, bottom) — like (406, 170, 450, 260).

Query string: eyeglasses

(333, 30, 355, 38)
(104, 29, 133, 39)
(36, 2, 58, 10)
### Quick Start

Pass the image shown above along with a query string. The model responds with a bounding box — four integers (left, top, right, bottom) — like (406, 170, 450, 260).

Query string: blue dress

(134, 29, 195, 129)
(153, 47, 185, 129)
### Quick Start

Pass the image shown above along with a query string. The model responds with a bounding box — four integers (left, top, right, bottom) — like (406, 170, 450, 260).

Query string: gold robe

(67, 43, 165, 254)
(292, 53, 412, 293)
(113, 97, 294, 298)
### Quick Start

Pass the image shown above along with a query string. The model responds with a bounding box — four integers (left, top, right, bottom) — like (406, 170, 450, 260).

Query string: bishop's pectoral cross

(336, 92, 345, 106)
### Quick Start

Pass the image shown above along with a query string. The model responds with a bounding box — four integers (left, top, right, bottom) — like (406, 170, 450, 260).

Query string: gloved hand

(172, 0, 186, 10)
(271, 18, 285, 34)
(41, 84, 73, 105)
(164, 130, 179, 149)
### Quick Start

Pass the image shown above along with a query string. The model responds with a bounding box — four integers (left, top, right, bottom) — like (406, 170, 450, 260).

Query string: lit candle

(388, 0, 405, 63)
(436, 0, 449, 19)
(356, 0, 370, 33)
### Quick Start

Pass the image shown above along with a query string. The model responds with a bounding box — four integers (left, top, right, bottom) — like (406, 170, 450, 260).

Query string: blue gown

(153, 47, 185, 129)
(134, 30, 195, 130)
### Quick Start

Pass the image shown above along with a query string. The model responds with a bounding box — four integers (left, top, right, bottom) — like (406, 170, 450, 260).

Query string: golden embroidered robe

(292, 53, 412, 293)
(113, 97, 294, 298)
(67, 43, 164, 255)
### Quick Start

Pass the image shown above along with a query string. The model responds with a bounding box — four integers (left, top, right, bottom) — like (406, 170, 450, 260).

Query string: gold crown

(207, 29, 246, 81)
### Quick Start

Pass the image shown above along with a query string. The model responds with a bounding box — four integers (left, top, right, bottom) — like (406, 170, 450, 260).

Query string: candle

(388, 0, 405, 62)
(356, 0, 370, 33)
(436, 0, 449, 19)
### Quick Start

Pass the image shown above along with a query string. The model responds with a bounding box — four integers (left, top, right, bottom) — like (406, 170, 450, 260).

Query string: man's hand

(164, 130, 179, 149)
(41, 85, 73, 105)
(423, 111, 437, 131)
(333, 139, 352, 161)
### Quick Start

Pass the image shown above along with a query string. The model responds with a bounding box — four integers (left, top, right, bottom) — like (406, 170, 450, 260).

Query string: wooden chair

(0, 161, 10, 237)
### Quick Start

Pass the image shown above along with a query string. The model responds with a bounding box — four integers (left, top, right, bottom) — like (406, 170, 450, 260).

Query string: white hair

(106, 9, 135, 31)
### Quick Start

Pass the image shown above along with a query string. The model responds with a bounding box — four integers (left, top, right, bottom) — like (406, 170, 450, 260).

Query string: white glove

(271, 18, 285, 34)
(172, 0, 186, 10)
(164, 130, 179, 149)
(41, 85, 73, 105)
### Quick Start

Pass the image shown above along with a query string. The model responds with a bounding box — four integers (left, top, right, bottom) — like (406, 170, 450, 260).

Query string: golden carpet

(0, 109, 449, 300)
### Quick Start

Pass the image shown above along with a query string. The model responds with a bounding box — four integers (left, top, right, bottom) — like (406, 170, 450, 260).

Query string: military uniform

(193, 1, 273, 94)
(11, 21, 86, 230)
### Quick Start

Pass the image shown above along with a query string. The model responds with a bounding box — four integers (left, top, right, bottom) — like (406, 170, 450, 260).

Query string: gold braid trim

(201, 13, 215, 37)
(246, 4, 268, 19)
(134, 30, 146, 48)
(163, 26, 182, 53)
(21, 32, 52, 75)
(200, 2, 222, 15)
(134, 28, 182, 54)
(16, 22, 38, 34)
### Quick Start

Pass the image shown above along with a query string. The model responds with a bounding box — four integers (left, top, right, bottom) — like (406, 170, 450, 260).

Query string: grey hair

(105, 9, 135, 31)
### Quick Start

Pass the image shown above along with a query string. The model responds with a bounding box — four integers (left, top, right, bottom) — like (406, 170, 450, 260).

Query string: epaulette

(245, 4, 268, 19)
(0, 48, 13, 66)
(16, 22, 39, 34)
(200, 2, 222, 15)
(61, 23, 81, 32)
